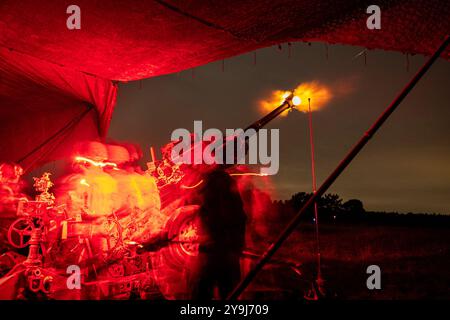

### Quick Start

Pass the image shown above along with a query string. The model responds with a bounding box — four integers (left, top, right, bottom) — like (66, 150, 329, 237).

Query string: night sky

(109, 43, 450, 214)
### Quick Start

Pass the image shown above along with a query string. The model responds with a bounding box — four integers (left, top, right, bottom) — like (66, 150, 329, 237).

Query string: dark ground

(1, 213, 449, 300)
(243, 222, 450, 300)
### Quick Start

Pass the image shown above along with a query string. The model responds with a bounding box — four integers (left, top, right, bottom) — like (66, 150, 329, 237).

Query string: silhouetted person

(190, 168, 247, 300)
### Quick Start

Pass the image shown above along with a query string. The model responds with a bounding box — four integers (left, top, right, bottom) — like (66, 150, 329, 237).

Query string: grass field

(244, 223, 450, 299)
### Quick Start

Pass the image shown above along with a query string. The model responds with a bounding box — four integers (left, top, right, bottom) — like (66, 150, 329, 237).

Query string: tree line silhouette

(241, 189, 450, 228)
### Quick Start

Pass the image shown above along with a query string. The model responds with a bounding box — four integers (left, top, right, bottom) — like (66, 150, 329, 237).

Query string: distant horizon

(271, 192, 450, 216)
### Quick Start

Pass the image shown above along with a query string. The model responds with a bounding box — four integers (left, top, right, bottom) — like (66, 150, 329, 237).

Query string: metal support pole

(307, 98, 322, 284)
(228, 35, 450, 300)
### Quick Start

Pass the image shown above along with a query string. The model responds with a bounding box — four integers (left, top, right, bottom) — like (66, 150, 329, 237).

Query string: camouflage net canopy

(1, 0, 449, 81)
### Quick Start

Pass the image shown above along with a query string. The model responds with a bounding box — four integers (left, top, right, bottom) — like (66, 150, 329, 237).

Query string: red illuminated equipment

(0, 1, 449, 300)
(0, 94, 299, 299)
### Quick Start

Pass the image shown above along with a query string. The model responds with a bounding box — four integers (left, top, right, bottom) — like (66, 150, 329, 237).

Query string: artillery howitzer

(0, 92, 302, 299)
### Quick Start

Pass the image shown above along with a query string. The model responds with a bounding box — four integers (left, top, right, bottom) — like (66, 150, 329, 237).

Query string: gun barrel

(245, 92, 294, 131)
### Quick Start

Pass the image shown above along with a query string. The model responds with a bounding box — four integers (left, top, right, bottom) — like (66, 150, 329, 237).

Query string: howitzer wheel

(166, 205, 200, 264)
(151, 205, 200, 299)
(7, 218, 34, 248)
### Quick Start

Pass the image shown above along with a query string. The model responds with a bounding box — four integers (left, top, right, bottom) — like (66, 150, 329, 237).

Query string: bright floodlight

(292, 96, 301, 106)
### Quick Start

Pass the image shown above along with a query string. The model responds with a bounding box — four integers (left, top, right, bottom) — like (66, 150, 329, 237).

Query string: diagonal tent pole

(228, 35, 450, 300)
(307, 97, 323, 292)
